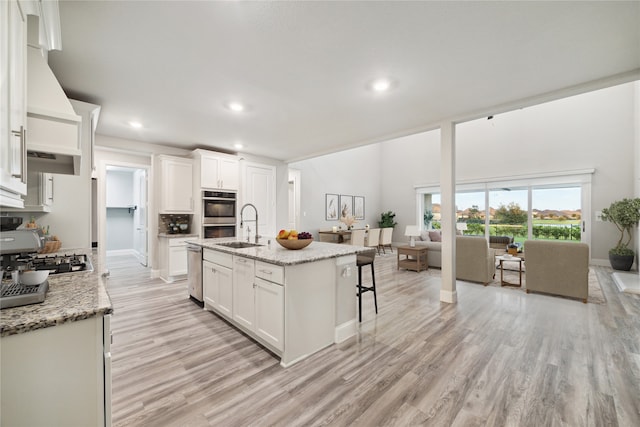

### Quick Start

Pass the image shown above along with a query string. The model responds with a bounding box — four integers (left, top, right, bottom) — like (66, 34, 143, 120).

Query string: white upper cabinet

(193, 149, 239, 191)
(0, 0, 28, 207)
(158, 155, 193, 213)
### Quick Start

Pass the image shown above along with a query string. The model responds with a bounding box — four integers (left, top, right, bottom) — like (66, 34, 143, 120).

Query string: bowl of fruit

(276, 230, 313, 250)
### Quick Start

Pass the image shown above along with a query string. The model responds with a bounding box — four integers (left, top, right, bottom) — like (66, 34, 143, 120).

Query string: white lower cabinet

(232, 256, 256, 330)
(203, 253, 233, 319)
(203, 254, 285, 353)
(159, 237, 189, 282)
(0, 315, 111, 426)
(254, 277, 284, 351)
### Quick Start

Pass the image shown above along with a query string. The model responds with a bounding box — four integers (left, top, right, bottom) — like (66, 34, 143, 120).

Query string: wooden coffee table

(496, 255, 523, 287)
(397, 246, 428, 272)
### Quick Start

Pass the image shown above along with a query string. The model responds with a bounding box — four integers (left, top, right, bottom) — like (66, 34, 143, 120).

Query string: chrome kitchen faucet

(240, 203, 260, 244)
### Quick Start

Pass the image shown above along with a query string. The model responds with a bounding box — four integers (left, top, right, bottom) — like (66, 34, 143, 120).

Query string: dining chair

(366, 228, 381, 255)
(350, 229, 366, 246)
(379, 227, 393, 254)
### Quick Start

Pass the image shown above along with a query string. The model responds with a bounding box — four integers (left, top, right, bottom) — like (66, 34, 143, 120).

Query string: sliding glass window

(488, 187, 528, 244)
(531, 186, 581, 242)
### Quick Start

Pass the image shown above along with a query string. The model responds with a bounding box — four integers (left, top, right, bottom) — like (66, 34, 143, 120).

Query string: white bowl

(18, 270, 49, 286)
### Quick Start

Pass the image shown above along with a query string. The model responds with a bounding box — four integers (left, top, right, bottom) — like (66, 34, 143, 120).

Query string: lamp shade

(405, 225, 420, 237)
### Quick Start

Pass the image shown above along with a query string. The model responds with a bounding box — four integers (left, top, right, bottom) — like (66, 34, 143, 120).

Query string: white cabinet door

(199, 155, 238, 190)
(200, 155, 219, 189)
(0, 0, 27, 206)
(42, 173, 54, 207)
(254, 277, 284, 351)
(203, 260, 219, 309)
(217, 265, 233, 318)
(232, 256, 255, 330)
(169, 245, 188, 276)
(203, 259, 232, 319)
(160, 156, 193, 213)
(219, 157, 239, 190)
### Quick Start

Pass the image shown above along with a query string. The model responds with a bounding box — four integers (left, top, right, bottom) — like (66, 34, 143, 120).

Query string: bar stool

(356, 251, 377, 322)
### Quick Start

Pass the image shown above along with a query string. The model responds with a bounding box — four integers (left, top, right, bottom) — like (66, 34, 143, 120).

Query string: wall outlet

(595, 211, 603, 222)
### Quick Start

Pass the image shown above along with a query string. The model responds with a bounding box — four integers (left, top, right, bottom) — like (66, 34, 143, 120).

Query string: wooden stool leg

(358, 265, 363, 322)
(370, 263, 378, 314)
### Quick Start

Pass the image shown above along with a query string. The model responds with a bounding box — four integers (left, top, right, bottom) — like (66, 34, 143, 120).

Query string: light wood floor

(105, 253, 640, 426)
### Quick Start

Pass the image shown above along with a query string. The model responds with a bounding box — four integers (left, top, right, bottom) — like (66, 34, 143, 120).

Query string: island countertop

(0, 250, 113, 337)
(186, 238, 374, 266)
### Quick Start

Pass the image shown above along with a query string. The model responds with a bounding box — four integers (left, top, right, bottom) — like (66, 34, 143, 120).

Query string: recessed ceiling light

(371, 78, 392, 92)
(234, 143, 243, 150)
(128, 121, 143, 129)
(227, 102, 245, 112)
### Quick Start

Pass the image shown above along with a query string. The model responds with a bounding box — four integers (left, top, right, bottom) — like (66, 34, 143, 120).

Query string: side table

(397, 245, 428, 272)
(496, 255, 524, 287)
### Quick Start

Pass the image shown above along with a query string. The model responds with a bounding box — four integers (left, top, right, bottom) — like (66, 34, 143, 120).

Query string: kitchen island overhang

(188, 239, 375, 367)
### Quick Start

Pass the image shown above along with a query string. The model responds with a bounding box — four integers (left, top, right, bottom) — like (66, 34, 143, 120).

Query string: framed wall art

(353, 196, 365, 220)
(339, 195, 353, 218)
(325, 193, 339, 220)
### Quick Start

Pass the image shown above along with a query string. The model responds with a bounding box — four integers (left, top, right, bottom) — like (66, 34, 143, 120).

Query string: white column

(440, 121, 457, 303)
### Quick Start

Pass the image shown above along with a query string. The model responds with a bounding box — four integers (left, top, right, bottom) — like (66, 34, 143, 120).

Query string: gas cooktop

(31, 253, 93, 274)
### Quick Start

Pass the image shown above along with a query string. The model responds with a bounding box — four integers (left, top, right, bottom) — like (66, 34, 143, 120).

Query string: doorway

(288, 169, 301, 231)
(102, 164, 149, 270)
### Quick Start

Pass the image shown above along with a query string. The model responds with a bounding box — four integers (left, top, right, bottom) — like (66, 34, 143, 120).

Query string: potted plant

(423, 209, 434, 229)
(601, 197, 640, 271)
(378, 211, 398, 228)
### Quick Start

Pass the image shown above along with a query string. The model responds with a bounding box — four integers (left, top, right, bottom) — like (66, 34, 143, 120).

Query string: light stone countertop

(187, 238, 375, 266)
(158, 233, 199, 238)
(0, 249, 113, 337)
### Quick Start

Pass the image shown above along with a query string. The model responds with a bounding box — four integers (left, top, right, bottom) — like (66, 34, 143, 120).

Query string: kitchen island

(0, 250, 113, 426)
(188, 239, 374, 367)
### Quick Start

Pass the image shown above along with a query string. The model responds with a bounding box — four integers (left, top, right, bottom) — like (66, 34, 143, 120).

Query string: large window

(489, 187, 528, 243)
(417, 173, 589, 244)
(532, 186, 581, 241)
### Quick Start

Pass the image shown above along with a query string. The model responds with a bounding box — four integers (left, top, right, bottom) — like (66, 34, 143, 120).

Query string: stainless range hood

(27, 44, 82, 175)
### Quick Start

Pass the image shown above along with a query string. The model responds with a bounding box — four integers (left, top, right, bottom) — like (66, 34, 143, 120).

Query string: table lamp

(405, 225, 420, 247)
(456, 223, 468, 234)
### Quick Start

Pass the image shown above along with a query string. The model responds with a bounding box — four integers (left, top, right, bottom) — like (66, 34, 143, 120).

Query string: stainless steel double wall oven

(202, 190, 237, 238)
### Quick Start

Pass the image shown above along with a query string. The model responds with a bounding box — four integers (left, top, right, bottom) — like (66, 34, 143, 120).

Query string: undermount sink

(217, 241, 263, 249)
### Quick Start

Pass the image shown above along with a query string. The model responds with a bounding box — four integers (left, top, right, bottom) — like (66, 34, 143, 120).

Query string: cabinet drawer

(203, 249, 233, 268)
(255, 261, 284, 285)
(169, 237, 190, 247)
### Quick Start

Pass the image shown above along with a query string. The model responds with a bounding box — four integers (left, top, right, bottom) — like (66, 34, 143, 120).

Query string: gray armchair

(456, 236, 496, 285)
(524, 240, 589, 303)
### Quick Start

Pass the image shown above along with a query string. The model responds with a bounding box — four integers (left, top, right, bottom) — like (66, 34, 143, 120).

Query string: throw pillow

(420, 231, 430, 241)
(428, 230, 442, 242)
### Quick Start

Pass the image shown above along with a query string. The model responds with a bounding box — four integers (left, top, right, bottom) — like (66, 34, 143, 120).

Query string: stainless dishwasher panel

(187, 245, 203, 302)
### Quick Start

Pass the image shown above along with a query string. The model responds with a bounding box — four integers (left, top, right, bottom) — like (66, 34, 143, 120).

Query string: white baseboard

(150, 269, 160, 278)
(590, 258, 610, 267)
(106, 249, 136, 256)
(335, 319, 357, 343)
(440, 289, 457, 303)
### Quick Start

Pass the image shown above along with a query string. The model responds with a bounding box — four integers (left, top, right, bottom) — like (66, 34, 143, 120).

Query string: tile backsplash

(159, 214, 192, 234)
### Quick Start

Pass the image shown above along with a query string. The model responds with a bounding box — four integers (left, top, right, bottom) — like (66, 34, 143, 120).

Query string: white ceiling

(48, 1, 640, 162)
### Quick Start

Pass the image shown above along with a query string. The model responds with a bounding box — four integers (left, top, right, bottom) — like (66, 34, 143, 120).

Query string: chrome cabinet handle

(11, 126, 26, 183)
(259, 269, 272, 275)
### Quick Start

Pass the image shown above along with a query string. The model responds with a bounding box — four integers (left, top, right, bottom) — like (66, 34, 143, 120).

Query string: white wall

(289, 143, 383, 238)
(634, 81, 640, 265)
(378, 82, 637, 262)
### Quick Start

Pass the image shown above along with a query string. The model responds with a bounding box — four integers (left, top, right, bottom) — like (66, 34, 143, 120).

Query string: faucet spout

(240, 203, 260, 244)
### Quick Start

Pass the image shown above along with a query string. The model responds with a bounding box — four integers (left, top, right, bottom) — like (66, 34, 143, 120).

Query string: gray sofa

(524, 240, 589, 303)
(415, 230, 511, 268)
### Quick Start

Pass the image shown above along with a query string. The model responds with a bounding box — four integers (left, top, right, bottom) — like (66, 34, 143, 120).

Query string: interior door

(133, 169, 148, 266)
